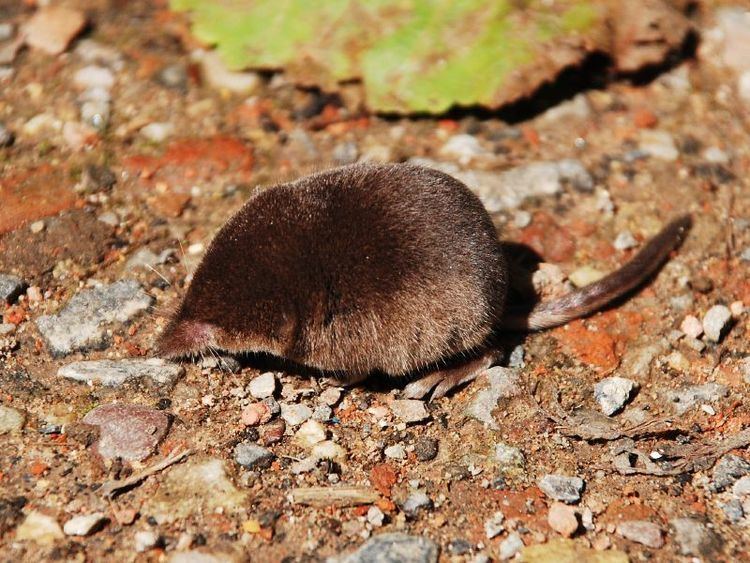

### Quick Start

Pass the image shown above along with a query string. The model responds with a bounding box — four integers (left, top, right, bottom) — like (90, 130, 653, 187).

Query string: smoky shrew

(157, 162, 691, 399)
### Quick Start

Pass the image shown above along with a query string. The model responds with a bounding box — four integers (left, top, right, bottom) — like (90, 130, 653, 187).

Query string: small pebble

(0, 405, 25, 434)
(332, 141, 359, 165)
(156, 63, 188, 91)
(63, 513, 106, 536)
(680, 315, 703, 338)
(402, 492, 432, 516)
(414, 437, 439, 461)
(233, 442, 274, 469)
(594, 376, 636, 416)
(614, 230, 637, 250)
(538, 474, 584, 504)
(320, 387, 342, 406)
(639, 130, 679, 161)
(259, 419, 285, 445)
(384, 444, 407, 460)
(248, 372, 277, 399)
(280, 403, 312, 427)
(73, 65, 115, 90)
(616, 520, 664, 548)
(667, 383, 728, 415)
(140, 122, 174, 143)
(547, 502, 579, 537)
(241, 402, 272, 426)
(710, 454, 750, 492)
(389, 399, 430, 424)
(83, 403, 170, 461)
(513, 210, 532, 228)
(494, 443, 525, 469)
(294, 419, 327, 448)
(0, 273, 27, 304)
(134, 530, 159, 552)
(15, 511, 64, 544)
(29, 220, 45, 234)
(702, 305, 732, 342)
(440, 134, 489, 165)
(23, 6, 86, 55)
(498, 533, 523, 560)
(730, 301, 744, 316)
(312, 404, 333, 422)
(367, 506, 385, 527)
(671, 517, 719, 557)
(0, 123, 14, 148)
(484, 511, 504, 539)
(703, 147, 729, 163)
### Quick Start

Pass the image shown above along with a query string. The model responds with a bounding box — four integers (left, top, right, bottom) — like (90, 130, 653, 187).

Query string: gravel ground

(2, 2, 750, 562)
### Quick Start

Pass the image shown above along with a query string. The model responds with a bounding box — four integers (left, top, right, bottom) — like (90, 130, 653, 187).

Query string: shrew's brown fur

(157, 162, 690, 384)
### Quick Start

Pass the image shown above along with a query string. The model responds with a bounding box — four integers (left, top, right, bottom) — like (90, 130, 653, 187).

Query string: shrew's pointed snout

(155, 318, 218, 359)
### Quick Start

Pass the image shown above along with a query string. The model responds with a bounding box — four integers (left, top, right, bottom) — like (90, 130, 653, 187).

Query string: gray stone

(440, 134, 489, 164)
(280, 403, 312, 426)
(617, 520, 664, 548)
(36, 280, 153, 356)
(233, 442, 274, 469)
(670, 518, 720, 557)
(732, 475, 750, 497)
(389, 399, 430, 424)
(498, 533, 523, 560)
(414, 437, 439, 461)
(720, 499, 744, 523)
(58, 358, 184, 388)
(0, 405, 25, 433)
(594, 377, 637, 416)
(666, 383, 729, 415)
(83, 403, 170, 461)
(320, 387, 343, 406)
(508, 345, 525, 368)
(63, 512, 106, 536)
(0, 273, 26, 303)
(143, 458, 248, 524)
(402, 492, 432, 517)
(538, 474, 584, 504)
(702, 305, 732, 342)
(409, 158, 591, 213)
(710, 454, 750, 492)
(338, 533, 438, 563)
(494, 443, 525, 470)
(248, 372, 277, 399)
(465, 367, 521, 429)
(484, 511, 504, 539)
(313, 404, 333, 422)
(198, 355, 241, 373)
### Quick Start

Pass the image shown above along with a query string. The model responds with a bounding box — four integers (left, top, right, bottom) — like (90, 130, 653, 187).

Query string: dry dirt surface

(2, 2, 750, 562)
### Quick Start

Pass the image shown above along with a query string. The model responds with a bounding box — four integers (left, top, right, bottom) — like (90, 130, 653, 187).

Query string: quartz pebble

(367, 505, 385, 527)
(548, 502, 579, 537)
(538, 474, 584, 504)
(233, 442, 274, 469)
(58, 358, 184, 388)
(499, 533, 524, 560)
(294, 419, 327, 448)
(23, 6, 86, 55)
(680, 315, 703, 338)
(465, 367, 521, 428)
(15, 511, 64, 544)
(140, 122, 174, 143)
(134, 530, 159, 552)
(484, 511, 504, 539)
(63, 513, 106, 536)
(385, 444, 407, 460)
(614, 230, 637, 250)
(702, 305, 732, 342)
(248, 372, 277, 399)
(594, 376, 636, 416)
(280, 403, 312, 426)
(320, 387, 342, 406)
(35, 280, 153, 356)
(402, 492, 432, 516)
(389, 399, 430, 424)
(616, 520, 664, 548)
(0, 405, 25, 433)
(83, 403, 170, 461)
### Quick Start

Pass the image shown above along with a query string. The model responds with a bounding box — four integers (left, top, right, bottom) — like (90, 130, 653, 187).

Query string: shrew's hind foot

(402, 351, 501, 401)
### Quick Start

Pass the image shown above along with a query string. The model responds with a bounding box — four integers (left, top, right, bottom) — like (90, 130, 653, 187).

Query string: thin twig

(99, 448, 192, 499)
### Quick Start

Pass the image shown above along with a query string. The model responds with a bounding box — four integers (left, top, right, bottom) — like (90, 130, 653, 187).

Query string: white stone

(294, 420, 327, 448)
(384, 444, 407, 460)
(15, 511, 64, 544)
(639, 130, 679, 161)
(702, 304, 732, 342)
(248, 372, 277, 399)
(0, 405, 24, 433)
(74, 65, 115, 90)
(140, 122, 174, 143)
(680, 315, 703, 338)
(63, 512, 106, 536)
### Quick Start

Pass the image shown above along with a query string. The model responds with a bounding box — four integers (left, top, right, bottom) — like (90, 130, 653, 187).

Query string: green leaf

(172, 0, 607, 113)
